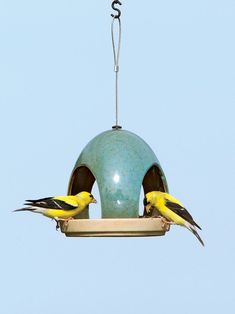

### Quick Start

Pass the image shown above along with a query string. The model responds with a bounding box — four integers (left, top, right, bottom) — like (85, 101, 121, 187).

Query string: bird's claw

(56, 217, 74, 231)
(160, 217, 172, 231)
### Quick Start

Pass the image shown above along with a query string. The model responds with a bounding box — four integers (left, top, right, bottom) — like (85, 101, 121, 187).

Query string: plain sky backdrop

(1, 1, 235, 313)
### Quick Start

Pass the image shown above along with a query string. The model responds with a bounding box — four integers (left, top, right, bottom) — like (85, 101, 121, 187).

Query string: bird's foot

(58, 217, 74, 229)
(160, 217, 173, 231)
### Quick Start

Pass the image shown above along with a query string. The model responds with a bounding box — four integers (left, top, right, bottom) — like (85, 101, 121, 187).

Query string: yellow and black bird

(143, 191, 204, 246)
(14, 191, 97, 230)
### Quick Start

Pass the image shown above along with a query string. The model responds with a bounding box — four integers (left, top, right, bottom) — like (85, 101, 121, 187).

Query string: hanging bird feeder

(60, 1, 170, 237)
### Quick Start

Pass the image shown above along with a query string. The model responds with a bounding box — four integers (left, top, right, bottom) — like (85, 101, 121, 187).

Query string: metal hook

(111, 0, 122, 19)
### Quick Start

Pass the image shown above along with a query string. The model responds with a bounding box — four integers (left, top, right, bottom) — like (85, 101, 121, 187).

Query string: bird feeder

(60, 2, 170, 237)
(60, 128, 169, 237)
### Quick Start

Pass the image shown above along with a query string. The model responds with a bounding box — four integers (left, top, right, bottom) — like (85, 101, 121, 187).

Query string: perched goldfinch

(14, 191, 97, 230)
(144, 191, 204, 246)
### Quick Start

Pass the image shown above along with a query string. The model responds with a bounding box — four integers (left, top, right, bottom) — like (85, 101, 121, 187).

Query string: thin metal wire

(111, 17, 121, 129)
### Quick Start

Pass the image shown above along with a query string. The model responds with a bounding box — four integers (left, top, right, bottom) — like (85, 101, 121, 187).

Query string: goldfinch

(14, 191, 97, 230)
(144, 191, 204, 246)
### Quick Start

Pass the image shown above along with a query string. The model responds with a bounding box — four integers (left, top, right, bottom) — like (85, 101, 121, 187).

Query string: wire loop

(111, 17, 121, 73)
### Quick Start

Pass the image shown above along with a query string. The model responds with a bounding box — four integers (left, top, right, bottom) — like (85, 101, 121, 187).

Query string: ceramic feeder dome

(60, 128, 170, 237)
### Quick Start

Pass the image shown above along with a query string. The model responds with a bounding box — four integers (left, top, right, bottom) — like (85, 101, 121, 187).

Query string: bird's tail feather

(185, 222, 204, 246)
(13, 207, 35, 212)
(190, 227, 204, 246)
(193, 221, 202, 230)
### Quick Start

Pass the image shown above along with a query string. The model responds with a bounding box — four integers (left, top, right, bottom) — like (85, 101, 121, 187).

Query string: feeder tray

(60, 218, 170, 237)
(60, 129, 169, 237)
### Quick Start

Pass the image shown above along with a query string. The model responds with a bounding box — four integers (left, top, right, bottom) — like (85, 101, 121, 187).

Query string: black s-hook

(111, 0, 122, 19)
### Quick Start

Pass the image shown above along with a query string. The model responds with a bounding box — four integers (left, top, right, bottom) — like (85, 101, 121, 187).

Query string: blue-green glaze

(71, 129, 167, 218)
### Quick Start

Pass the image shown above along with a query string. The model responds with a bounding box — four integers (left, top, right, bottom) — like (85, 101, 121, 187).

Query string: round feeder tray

(60, 217, 170, 237)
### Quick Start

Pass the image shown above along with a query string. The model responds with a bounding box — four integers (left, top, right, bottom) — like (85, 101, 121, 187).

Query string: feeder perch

(60, 128, 169, 237)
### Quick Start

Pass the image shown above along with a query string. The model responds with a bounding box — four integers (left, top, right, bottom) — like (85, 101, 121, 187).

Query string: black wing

(24, 197, 77, 210)
(165, 200, 201, 230)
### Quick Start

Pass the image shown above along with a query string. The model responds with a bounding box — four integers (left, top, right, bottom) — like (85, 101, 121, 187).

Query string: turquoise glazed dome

(68, 129, 168, 218)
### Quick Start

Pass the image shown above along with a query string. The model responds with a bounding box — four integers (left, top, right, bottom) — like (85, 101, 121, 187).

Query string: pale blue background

(1, 1, 235, 313)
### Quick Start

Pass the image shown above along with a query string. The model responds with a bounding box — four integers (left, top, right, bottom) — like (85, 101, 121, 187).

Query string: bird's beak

(145, 204, 151, 214)
(92, 198, 97, 204)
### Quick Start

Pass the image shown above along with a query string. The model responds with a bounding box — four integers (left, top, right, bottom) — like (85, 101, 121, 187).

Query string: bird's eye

(89, 194, 93, 198)
(143, 197, 150, 206)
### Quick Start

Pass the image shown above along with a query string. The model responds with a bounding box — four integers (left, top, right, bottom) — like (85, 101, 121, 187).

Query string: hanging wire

(111, 1, 122, 129)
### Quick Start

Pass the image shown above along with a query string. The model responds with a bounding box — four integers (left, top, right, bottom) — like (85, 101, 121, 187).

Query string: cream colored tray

(60, 218, 170, 237)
